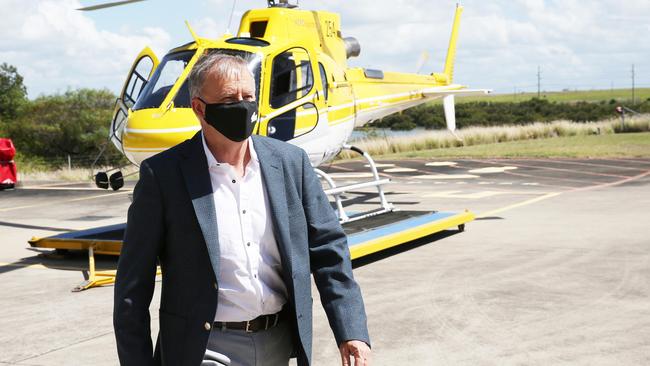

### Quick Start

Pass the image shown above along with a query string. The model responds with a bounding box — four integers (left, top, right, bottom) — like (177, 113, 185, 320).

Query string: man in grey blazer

(113, 52, 371, 366)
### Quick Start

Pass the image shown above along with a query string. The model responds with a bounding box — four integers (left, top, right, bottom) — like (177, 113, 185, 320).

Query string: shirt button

(247, 242, 251, 247)
(254, 274, 257, 278)
(242, 210, 246, 214)
(204, 322, 212, 331)
(213, 282, 218, 290)
(232, 179, 236, 184)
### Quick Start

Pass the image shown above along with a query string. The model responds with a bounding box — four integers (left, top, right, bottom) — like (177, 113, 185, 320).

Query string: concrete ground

(1, 158, 649, 365)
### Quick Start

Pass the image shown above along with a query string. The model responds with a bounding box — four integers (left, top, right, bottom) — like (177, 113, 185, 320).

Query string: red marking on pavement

(522, 158, 649, 172)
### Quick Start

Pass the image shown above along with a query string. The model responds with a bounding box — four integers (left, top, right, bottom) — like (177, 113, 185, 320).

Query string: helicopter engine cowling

(343, 37, 361, 59)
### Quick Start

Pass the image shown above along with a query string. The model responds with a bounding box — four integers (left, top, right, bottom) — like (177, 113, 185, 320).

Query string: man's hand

(339, 340, 371, 366)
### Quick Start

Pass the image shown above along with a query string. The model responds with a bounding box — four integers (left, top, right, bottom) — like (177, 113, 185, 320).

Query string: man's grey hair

(187, 51, 254, 100)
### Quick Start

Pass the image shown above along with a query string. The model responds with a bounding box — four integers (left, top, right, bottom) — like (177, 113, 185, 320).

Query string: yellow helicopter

(30, 0, 487, 290)
(98, 0, 487, 222)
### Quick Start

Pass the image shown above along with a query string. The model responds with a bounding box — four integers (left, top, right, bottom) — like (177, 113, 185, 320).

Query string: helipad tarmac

(1, 158, 649, 365)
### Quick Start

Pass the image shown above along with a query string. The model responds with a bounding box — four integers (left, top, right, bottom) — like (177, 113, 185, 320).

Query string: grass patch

(383, 132, 650, 159)
(17, 165, 139, 183)
(340, 115, 650, 160)
(437, 88, 650, 104)
(14, 151, 136, 183)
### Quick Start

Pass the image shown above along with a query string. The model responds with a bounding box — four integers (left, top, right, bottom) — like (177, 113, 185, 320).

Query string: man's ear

(191, 97, 205, 121)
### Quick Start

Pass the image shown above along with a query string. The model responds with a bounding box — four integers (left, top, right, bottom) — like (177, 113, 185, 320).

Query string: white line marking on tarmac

(365, 163, 395, 168)
(468, 166, 518, 174)
(0, 191, 131, 212)
(412, 174, 479, 180)
(425, 162, 458, 167)
(25, 181, 93, 188)
(477, 165, 650, 218)
(0, 262, 86, 271)
(525, 158, 648, 171)
(479, 167, 650, 218)
(19, 186, 126, 191)
(327, 173, 376, 179)
(383, 167, 418, 173)
(327, 165, 355, 171)
(485, 159, 630, 179)
(522, 182, 540, 186)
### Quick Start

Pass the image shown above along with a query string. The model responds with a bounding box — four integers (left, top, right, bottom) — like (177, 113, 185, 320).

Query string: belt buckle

(245, 320, 253, 333)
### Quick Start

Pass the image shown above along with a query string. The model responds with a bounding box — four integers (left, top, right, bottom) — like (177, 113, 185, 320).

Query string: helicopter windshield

(133, 49, 262, 111)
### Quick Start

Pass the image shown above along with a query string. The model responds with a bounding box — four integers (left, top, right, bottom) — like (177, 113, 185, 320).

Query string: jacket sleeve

(299, 150, 371, 347)
(113, 160, 164, 366)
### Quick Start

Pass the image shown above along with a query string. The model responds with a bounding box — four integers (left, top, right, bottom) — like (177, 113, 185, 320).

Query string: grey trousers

(206, 319, 294, 366)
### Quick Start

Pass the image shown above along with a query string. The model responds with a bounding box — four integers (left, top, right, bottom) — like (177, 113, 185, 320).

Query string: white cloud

(2, 0, 648, 96)
(0, 0, 171, 97)
(192, 17, 224, 39)
(330, 0, 649, 91)
(203, 0, 247, 36)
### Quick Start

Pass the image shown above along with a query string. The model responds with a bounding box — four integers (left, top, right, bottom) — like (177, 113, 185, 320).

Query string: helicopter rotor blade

(415, 51, 430, 74)
(77, 0, 147, 11)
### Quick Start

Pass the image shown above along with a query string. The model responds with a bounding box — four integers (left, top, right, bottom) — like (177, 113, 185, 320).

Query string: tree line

(371, 97, 650, 130)
(0, 63, 123, 168)
(1, 62, 648, 168)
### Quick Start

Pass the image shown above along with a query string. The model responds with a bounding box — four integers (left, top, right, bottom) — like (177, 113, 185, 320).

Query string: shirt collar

(201, 131, 259, 169)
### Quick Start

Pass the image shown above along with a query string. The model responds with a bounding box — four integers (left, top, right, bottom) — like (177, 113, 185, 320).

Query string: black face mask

(198, 98, 258, 142)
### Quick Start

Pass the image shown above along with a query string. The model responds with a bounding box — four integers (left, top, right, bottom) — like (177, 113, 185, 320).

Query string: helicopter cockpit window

(133, 50, 195, 110)
(122, 56, 153, 108)
(318, 63, 328, 101)
(267, 102, 318, 142)
(270, 48, 313, 109)
(133, 49, 262, 110)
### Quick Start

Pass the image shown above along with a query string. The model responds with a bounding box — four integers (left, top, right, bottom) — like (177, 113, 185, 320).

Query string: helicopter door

(109, 47, 159, 153)
(263, 47, 323, 142)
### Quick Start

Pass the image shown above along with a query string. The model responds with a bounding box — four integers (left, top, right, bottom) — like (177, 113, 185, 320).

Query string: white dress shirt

(201, 133, 288, 322)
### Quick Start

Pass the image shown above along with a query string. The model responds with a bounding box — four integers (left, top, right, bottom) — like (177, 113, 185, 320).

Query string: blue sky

(2, 0, 649, 98)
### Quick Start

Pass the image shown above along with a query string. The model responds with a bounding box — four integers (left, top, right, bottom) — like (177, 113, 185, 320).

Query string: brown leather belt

(214, 309, 286, 333)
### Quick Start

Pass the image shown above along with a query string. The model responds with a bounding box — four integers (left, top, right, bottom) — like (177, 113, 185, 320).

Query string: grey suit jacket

(113, 132, 370, 366)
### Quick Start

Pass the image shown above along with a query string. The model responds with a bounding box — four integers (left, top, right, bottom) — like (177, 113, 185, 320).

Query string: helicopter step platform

(346, 209, 474, 260)
(28, 209, 474, 291)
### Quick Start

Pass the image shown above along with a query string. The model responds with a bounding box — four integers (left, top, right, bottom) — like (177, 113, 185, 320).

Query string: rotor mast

(267, 0, 298, 8)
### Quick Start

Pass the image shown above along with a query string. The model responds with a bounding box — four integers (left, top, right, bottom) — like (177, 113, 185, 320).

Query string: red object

(0, 138, 17, 188)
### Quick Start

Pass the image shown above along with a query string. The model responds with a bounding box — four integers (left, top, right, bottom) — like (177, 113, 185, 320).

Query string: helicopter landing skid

(316, 144, 393, 224)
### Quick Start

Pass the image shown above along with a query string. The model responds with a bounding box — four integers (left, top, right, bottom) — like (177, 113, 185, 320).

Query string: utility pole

(631, 64, 636, 105)
(537, 66, 541, 99)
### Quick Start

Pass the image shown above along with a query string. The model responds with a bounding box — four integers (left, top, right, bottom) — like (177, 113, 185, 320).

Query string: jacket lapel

(253, 136, 294, 275)
(179, 132, 221, 282)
